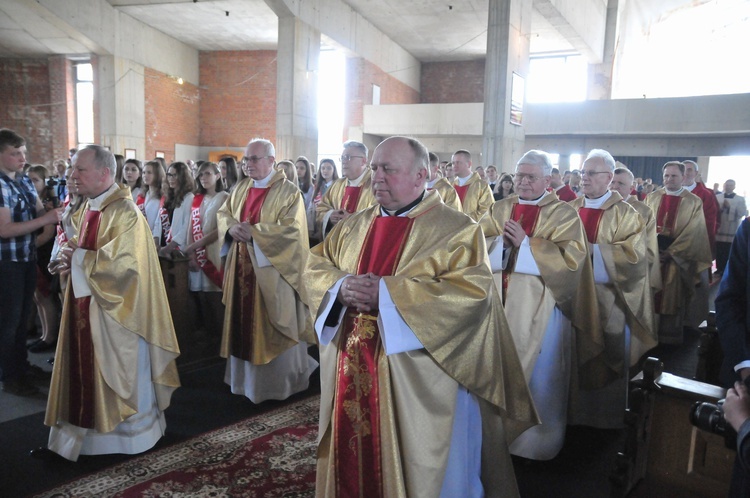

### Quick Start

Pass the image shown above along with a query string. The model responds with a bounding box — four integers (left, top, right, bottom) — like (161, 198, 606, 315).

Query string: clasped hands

(502, 219, 525, 248)
(49, 240, 78, 276)
(330, 210, 351, 224)
(337, 273, 380, 313)
(229, 222, 253, 243)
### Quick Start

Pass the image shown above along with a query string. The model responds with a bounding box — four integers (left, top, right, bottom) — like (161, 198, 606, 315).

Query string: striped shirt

(0, 171, 38, 262)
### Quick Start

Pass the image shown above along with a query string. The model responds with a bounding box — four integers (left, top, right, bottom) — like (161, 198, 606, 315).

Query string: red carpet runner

(35, 395, 319, 497)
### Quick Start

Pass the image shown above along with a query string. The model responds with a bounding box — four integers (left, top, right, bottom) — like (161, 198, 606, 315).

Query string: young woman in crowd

(296, 156, 314, 209)
(494, 173, 515, 200)
(218, 157, 239, 193)
(159, 162, 195, 257)
(137, 160, 168, 246)
(278, 160, 298, 186)
(113, 154, 125, 184)
(25, 165, 59, 353)
(183, 161, 229, 349)
(307, 158, 339, 243)
(122, 158, 143, 200)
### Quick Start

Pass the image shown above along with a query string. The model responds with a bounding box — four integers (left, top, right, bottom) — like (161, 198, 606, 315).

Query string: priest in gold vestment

(644, 161, 712, 344)
(44, 146, 180, 461)
(218, 138, 318, 403)
(568, 149, 656, 429)
(450, 149, 493, 221)
(306, 137, 537, 498)
(315, 140, 377, 238)
(480, 150, 601, 460)
(426, 151, 461, 211)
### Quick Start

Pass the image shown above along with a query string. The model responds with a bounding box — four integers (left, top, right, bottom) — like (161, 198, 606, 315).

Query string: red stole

(334, 215, 414, 498)
(502, 203, 541, 301)
(656, 194, 682, 237)
(78, 210, 102, 250)
(68, 295, 96, 428)
(341, 186, 362, 213)
(454, 184, 469, 204)
(190, 194, 224, 288)
(230, 187, 271, 361)
(578, 207, 605, 244)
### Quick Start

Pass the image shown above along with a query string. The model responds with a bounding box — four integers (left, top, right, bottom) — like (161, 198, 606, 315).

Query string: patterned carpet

(33, 395, 320, 498)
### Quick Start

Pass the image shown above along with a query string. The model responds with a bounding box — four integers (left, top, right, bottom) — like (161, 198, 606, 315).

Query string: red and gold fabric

(452, 172, 493, 221)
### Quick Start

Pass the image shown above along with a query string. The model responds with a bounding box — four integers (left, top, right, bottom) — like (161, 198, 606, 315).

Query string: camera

(46, 177, 66, 187)
(689, 376, 750, 449)
(690, 399, 737, 449)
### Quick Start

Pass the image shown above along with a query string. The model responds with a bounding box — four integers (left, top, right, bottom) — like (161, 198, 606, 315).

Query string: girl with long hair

(137, 160, 167, 246)
(296, 156, 314, 208)
(307, 158, 339, 243)
(495, 173, 515, 200)
(218, 157, 239, 193)
(122, 158, 143, 200)
(160, 161, 195, 257)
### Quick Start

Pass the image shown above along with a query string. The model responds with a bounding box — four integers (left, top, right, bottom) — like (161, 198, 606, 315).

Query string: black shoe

(30, 447, 59, 461)
(28, 339, 56, 353)
(2, 378, 40, 397)
(26, 364, 52, 381)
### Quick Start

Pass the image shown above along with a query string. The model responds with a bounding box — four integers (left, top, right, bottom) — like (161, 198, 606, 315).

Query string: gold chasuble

(626, 197, 662, 292)
(644, 188, 711, 317)
(218, 171, 312, 364)
(569, 193, 656, 368)
(316, 174, 377, 236)
(479, 194, 604, 386)
(307, 190, 537, 498)
(46, 184, 180, 435)
(427, 176, 462, 211)
(453, 172, 494, 221)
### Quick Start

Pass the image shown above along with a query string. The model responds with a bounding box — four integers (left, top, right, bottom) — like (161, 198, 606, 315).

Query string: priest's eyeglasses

(580, 170, 610, 177)
(515, 173, 540, 183)
(240, 156, 270, 167)
(340, 154, 365, 162)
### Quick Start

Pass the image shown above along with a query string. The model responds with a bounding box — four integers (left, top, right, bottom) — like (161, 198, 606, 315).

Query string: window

(527, 54, 588, 103)
(75, 62, 94, 148)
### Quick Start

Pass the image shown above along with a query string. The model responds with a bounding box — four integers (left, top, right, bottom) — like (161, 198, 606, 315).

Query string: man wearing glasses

(480, 150, 600, 460)
(568, 149, 655, 430)
(217, 138, 318, 403)
(315, 140, 376, 239)
(451, 149, 493, 221)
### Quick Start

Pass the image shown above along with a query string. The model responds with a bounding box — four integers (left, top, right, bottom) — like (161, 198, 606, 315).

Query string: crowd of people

(2, 126, 749, 495)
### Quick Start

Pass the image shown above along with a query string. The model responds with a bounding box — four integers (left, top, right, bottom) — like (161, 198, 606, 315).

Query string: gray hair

(516, 150, 553, 176)
(80, 145, 116, 173)
(248, 138, 275, 158)
(343, 140, 368, 159)
(585, 149, 616, 171)
(682, 159, 699, 172)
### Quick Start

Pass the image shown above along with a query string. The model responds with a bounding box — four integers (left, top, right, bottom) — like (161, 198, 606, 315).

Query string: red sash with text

(454, 184, 469, 204)
(502, 203, 541, 302)
(334, 215, 414, 498)
(158, 197, 171, 246)
(341, 186, 362, 213)
(231, 187, 271, 361)
(191, 194, 223, 288)
(136, 194, 146, 216)
(578, 207, 605, 244)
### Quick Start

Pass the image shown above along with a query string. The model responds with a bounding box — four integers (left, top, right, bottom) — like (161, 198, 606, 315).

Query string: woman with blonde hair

(183, 161, 229, 348)
(278, 160, 297, 185)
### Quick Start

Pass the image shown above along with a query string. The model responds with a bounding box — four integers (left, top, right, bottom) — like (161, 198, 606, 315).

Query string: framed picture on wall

(155, 151, 165, 159)
(124, 148, 136, 159)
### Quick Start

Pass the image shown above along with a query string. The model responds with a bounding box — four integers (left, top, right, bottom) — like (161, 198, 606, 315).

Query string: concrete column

(558, 154, 571, 172)
(275, 15, 320, 161)
(482, 0, 533, 171)
(587, 0, 618, 100)
(97, 55, 145, 156)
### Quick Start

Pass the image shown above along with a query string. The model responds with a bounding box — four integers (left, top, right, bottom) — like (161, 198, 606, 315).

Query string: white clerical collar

(584, 189, 612, 209)
(518, 190, 549, 206)
(684, 182, 696, 192)
(88, 182, 119, 211)
(666, 187, 684, 196)
(253, 169, 276, 188)
(347, 168, 368, 187)
(380, 192, 425, 217)
(456, 174, 472, 186)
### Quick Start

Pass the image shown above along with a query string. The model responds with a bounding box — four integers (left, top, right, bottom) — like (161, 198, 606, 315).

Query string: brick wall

(144, 67, 201, 162)
(199, 51, 277, 148)
(48, 56, 77, 163)
(343, 57, 420, 139)
(0, 59, 54, 165)
(421, 59, 485, 103)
